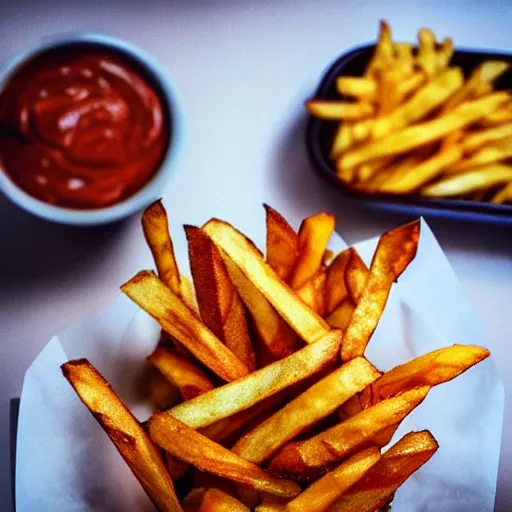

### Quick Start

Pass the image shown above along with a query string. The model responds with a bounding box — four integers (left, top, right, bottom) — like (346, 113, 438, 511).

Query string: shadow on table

(0, 194, 132, 294)
(270, 111, 512, 511)
(270, 112, 512, 255)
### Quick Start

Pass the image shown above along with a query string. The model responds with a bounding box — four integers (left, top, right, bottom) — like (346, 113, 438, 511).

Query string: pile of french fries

(62, 200, 490, 511)
(307, 21, 512, 203)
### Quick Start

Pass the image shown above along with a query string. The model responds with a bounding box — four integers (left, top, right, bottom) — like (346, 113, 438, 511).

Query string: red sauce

(0, 46, 169, 209)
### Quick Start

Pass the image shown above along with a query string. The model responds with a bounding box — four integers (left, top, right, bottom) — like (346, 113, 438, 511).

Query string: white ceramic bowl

(0, 33, 183, 226)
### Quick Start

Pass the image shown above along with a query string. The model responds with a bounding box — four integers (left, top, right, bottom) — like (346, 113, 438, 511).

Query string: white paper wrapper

(16, 218, 503, 512)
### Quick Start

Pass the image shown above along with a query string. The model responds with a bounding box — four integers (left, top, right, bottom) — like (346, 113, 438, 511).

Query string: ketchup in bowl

(0, 45, 170, 209)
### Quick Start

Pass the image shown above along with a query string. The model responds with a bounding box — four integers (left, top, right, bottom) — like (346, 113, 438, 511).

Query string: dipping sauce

(0, 45, 169, 209)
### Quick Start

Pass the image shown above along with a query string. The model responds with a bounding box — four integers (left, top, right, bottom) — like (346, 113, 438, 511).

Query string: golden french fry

(327, 299, 355, 331)
(179, 274, 199, 313)
(377, 67, 402, 114)
(61, 360, 182, 512)
(186, 226, 256, 371)
(480, 104, 512, 126)
(421, 163, 512, 197)
(331, 431, 439, 511)
(366, 20, 394, 77)
(168, 330, 342, 428)
(121, 271, 250, 382)
(330, 123, 354, 159)
(325, 248, 352, 314)
(372, 344, 490, 401)
(268, 387, 429, 481)
(202, 219, 330, 344)
(199, 488, 250, 512)
(147, 413, 301, 499)
(341, 220, 420, 361)
(443, 60, 510, 112)
(222, 255, 299, 360)
(379, 145, 463, 193)
(397, 71, 426, 100)
(338, 92, 510, 170)
(295, 270, 327, 316)
(306, 100, 375, 121)
(232, 357, 380, 464)
(447, 135, 512, 173)
(344, 249, 369, 302)
(290, 212, 336, 289)
(264, 204, 299, 283)
(142, 200, 181, 295)
(370, 67, 464, 140)
(394, 43, 414, 78)
(283, 448, 381, 512)
(492, 181, 512, 204)
(336, 76, 377, 101)
(148, 347, 215, 401)
(437, 37, 454, 71)
(463, 122, 512, 152)
(416, 28, 437, 77)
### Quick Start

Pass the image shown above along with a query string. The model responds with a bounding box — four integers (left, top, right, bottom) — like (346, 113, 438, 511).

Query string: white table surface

(1, 1, 511, 510)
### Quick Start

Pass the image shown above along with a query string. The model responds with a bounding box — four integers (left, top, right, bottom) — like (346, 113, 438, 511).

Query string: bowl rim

(0, 31, 184, 226)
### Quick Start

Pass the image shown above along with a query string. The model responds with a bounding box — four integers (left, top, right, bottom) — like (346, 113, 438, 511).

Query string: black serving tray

(306, 44, 512, 225)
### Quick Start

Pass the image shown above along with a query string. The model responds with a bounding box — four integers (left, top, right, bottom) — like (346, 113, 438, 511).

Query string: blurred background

(1, 1, 511, 510)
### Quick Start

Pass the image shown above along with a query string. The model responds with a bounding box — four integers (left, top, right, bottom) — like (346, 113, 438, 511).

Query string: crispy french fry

(295, 270, 327, 316)
(148, 347, 215, 401)
(447, 135, 512, 173)
(199, 488, 250, 512)
(341, 221, 420, 361)
(336, 76, 377, 102)
(222, 255, 299, 359)
(264, 204, 299, 283)
(232, 357, 380, 464)
(379, 145, 463, 193)
(61, 360, 182, 512)
(344, 249, 369, 302)
(330, 123, 354, 159)
(372, 345, 490, 401)
(202, 219, 330, 344)
(325, 248, 352, 314)
(268, 387, 429, 481)
(366, 20, 394, 76)
(462, 122, 512, 152)
(305, 100, 375, 121)
(142, 200, 181, 296)
(416, 28, 437, 77)
(331, 431, 438, 511)
(338, 92, 510, 170)
(121, 271, 250, 382)
(186, 226, 256, 371)
(397, 71, 426, 100)
(437, 37, 454, 71)
(492, 181, 512, 204)
(284, 448, 381, 512)
(421, 163, 512, 197)
(147, 413, 301, 499)
(168, 330, 342, 428)
(370, 67, 464, 140)
(327, 299, 355, 331)
(290, 213, 335, 289)
(443, 60, 510, 112)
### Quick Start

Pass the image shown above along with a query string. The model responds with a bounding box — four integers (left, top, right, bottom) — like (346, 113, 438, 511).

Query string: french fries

(308, 21, 512, 204)
(63, 201, 492, 510)
(61, 360, 182, 512)
(269, 387, 429, 481)
(121, 271, 250, 382)
(147, 413, 301, 498)
(232, 357, 380, 463)
(186, 225, 256, 371)
(148, 347, 214, 401)
(341, 220, 420, 361)
(283, 447, 381, 512)
(331, 431, 439, 511)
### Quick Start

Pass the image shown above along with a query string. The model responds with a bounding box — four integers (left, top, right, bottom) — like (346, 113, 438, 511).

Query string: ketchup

(0, 46, 169, 209)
